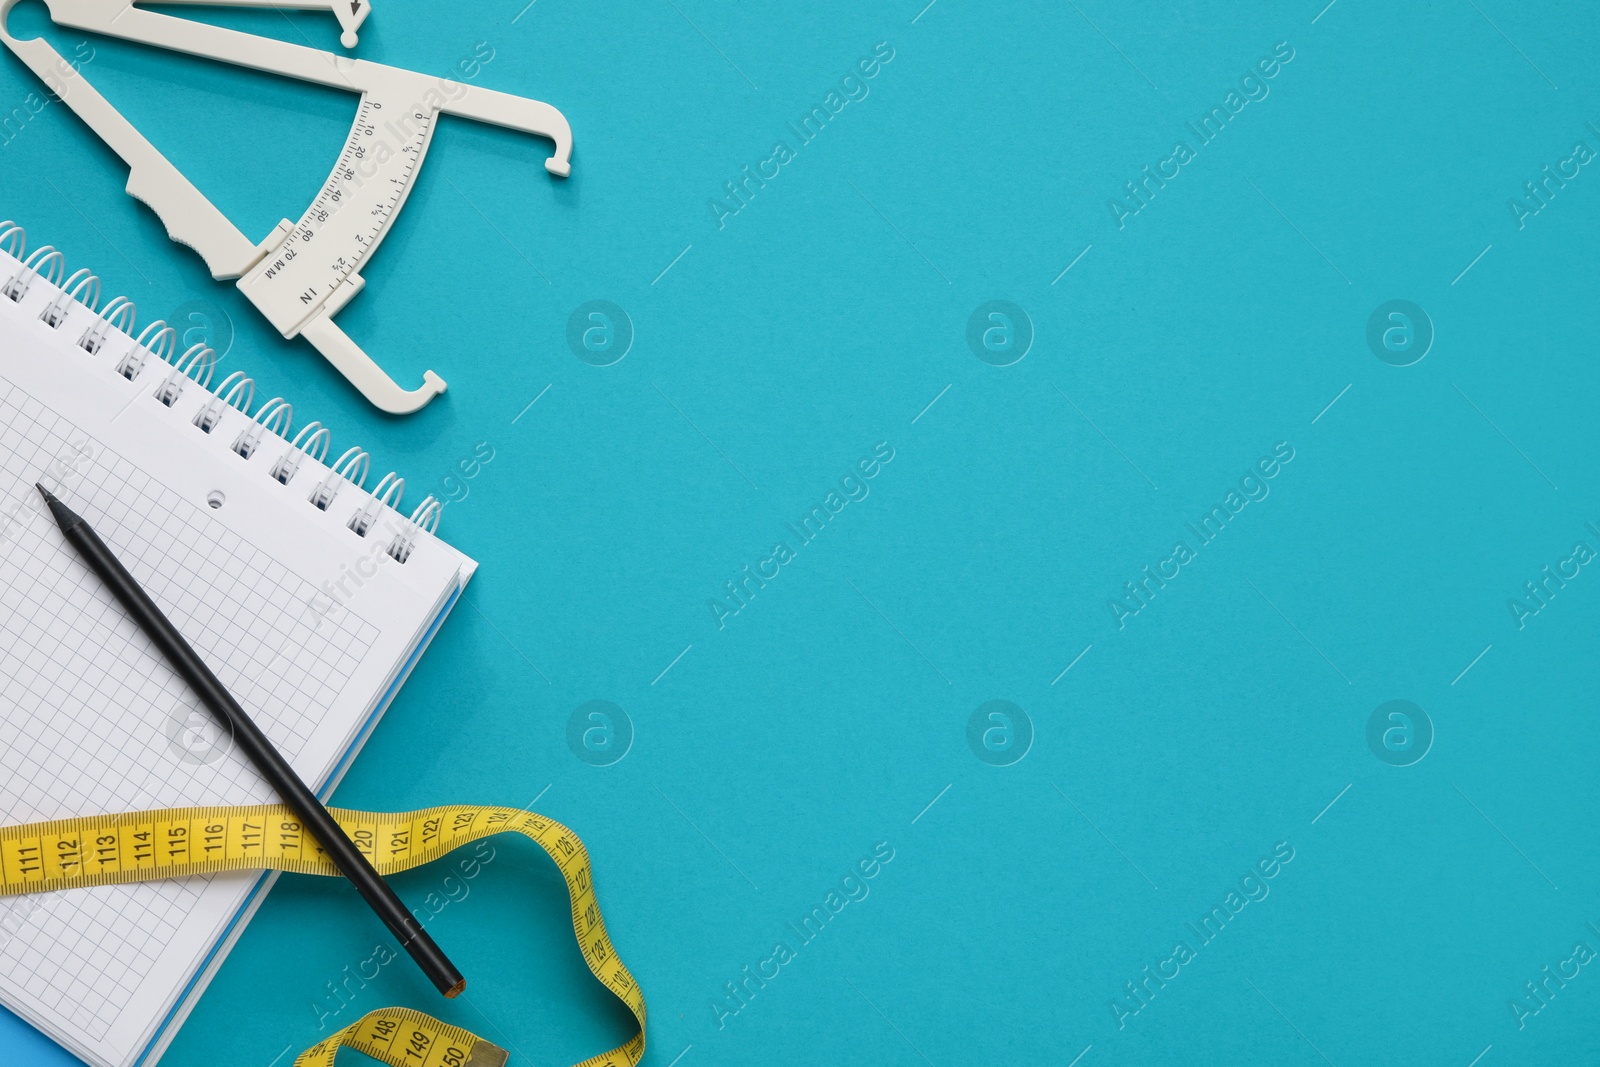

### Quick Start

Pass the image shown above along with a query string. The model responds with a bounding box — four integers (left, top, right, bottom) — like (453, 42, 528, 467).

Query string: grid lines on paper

(0, 378, 380, 1041)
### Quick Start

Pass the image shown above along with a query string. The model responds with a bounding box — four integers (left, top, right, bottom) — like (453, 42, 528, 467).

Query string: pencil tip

(35, 484, 80, 531)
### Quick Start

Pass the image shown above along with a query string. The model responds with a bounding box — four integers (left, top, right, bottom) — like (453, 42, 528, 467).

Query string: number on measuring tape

(0, 804, 644, 1067)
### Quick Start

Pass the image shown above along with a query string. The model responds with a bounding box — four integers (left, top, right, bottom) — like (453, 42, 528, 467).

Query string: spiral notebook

(0, 221, 478, 1067)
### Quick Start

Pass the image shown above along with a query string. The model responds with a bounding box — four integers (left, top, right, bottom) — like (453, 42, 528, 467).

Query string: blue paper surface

(4, 1, 1600, 1064)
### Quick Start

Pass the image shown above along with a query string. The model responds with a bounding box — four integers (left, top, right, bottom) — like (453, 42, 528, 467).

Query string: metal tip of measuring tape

(464, 1040, 509, 1067)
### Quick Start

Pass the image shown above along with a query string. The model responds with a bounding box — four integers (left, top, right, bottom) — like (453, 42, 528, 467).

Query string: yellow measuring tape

(0, 804, 646, 1067)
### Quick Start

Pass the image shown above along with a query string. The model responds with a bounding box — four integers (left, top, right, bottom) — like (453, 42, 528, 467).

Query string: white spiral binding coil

(234, 397, 291, 460)
(42, 269, 98, 328)
(272, 421, 330, 485)
(120, 320, 174, 379)
(0, 221, 23, 257)
(349, 471, 403, 537)
(82, 295, 136, 354)
(310, 446, 369, 511)
(4, 245, 65, 302)
(0, 218, 436, 562)
(154, 343, 216, 406)
(194, 371, 254, 433)
(389, 495, 441, 563)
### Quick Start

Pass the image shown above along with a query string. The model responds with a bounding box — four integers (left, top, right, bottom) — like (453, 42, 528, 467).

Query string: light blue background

(3, 0, 1600, 1064)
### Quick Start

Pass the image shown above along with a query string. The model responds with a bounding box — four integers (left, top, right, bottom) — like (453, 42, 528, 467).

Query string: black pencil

(35, 484, 465, 998)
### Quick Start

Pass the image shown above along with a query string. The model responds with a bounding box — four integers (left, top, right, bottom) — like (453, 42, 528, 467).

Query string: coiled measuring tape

(0, 804, 646, 1067)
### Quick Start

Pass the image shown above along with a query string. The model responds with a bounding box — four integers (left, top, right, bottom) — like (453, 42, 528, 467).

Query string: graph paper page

(0, 251, 474, 1067)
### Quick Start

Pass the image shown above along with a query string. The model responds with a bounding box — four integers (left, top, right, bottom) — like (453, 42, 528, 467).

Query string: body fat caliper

(0, 0, 572, 414)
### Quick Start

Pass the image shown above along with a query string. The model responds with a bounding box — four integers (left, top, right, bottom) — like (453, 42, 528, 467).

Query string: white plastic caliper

(0, 0, 572, 414)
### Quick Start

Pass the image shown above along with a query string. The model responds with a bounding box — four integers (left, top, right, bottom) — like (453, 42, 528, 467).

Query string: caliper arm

(443, 82, 574, 178)
(0, 0, 261, 278)
(0, 0, 571, 417)
(150, 0, 373, 48)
